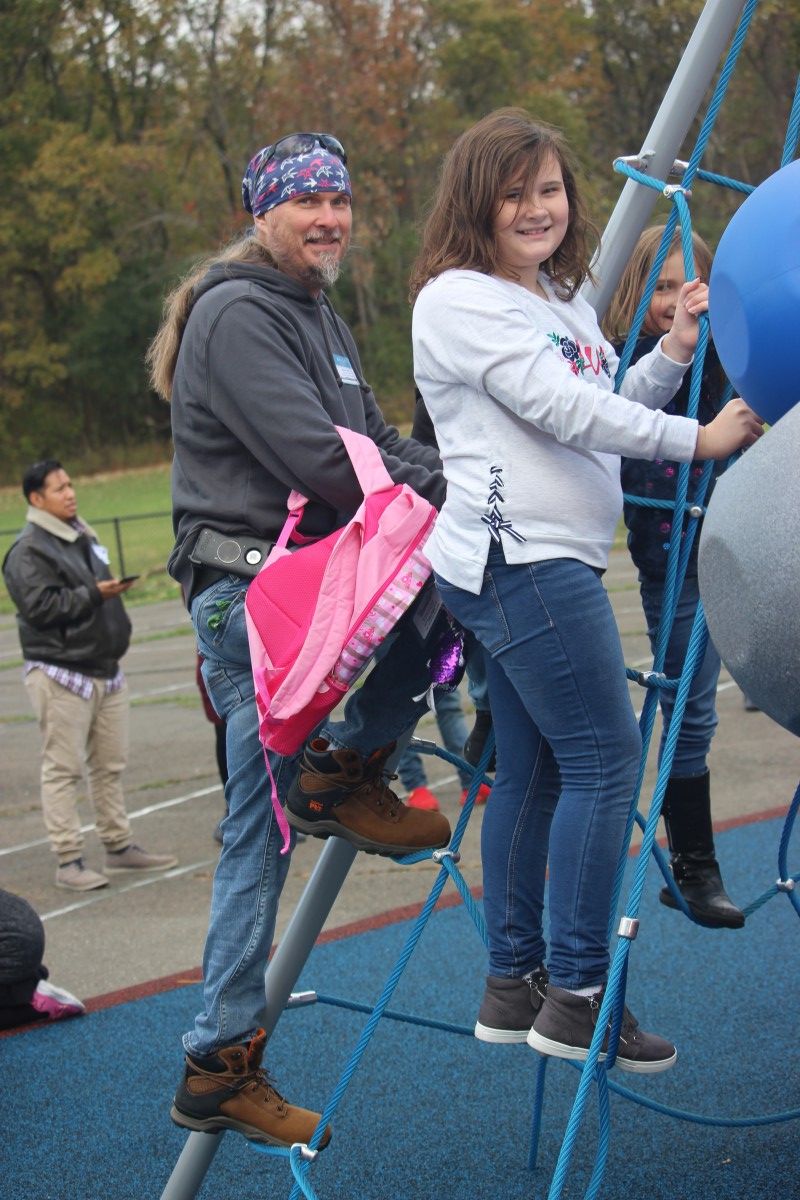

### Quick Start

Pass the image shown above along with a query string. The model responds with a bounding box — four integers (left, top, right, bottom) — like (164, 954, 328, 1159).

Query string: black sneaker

(285, 738, 451, 856)
(527, 984, 677, 1074)
(474, 965, 549, 1043)
(463, 709, 496, 772)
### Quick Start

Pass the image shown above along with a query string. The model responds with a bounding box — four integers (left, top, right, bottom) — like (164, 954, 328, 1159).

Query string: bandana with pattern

(242, 147, 351, 216)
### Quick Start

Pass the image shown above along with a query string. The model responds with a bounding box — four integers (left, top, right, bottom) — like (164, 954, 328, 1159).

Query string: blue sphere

(709, 158, 800, 426)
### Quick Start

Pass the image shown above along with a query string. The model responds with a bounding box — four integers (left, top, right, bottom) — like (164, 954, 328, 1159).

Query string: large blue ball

(709, 158, 800, 426)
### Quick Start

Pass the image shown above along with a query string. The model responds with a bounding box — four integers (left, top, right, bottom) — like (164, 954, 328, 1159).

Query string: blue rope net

(245, 2, 800, 1194)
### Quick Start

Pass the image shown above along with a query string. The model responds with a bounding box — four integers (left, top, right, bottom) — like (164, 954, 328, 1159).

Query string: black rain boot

(463, 709, 496, 772)
(659, 771, 745, 929)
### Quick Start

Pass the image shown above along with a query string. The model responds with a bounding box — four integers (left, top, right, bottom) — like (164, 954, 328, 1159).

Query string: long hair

(409, 108, 598, 302)
(602, 224, 714, 344)
(146, 233, 275, 401)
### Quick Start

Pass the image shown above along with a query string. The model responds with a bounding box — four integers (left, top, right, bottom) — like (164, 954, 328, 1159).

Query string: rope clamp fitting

(635, 670, 667, 689)
(293, 1143, 319, 1162)
(286, 990, 318, 1008)
(618, 916, 640, 940)
(433, 848, 461, 864)
(776, 877, 795, 892)
(688, 505, 704, 519)
(615, 149, 656, 172)
(663, 183, 693, 199)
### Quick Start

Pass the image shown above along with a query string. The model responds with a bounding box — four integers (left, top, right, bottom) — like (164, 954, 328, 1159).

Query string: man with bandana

(147, 134, 450, 1146)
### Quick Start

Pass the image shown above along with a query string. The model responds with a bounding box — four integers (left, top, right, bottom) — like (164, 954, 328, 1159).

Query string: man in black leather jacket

(2, 460, 177, 891)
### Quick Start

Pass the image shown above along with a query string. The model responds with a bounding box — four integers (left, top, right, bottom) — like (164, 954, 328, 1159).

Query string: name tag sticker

(92, 543, 111, 565)
(334, 354, 359, 386)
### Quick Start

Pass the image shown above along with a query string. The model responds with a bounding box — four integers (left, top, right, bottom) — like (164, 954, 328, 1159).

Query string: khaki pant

(24, 669, 132, 864)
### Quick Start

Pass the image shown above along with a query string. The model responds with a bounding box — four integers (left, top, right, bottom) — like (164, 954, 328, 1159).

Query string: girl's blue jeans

(639, 574, 720, 778)
(434, 548, 642, 990)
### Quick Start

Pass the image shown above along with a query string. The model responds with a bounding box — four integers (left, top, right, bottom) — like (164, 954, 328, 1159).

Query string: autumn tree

(0, 0, 795, 478)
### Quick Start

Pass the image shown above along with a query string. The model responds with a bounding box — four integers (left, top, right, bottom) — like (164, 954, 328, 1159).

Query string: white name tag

(92, 543, 110, 566)
(334, 354, 359, 385)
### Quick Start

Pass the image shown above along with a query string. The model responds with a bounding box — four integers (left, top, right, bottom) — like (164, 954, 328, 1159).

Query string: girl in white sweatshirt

(410, 107, 761, 1071)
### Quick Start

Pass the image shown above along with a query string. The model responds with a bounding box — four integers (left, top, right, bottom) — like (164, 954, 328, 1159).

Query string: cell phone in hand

(119, 575, 140, 584)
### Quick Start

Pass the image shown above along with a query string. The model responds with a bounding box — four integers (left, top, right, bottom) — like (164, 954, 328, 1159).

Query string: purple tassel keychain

(414, 613, 466, 709)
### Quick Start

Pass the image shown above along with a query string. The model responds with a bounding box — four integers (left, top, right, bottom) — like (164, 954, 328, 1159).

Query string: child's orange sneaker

(460, 782, 491, 807)
(406, 785, 441, 811)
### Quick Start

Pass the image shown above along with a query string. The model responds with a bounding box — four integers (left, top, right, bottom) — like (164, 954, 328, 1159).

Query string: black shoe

(659, 854, 745, 928)
(463, 709, 496, 772)
(285, 738, 451, 855)
(660, 771, 744, 930)
(527, 985, 677, 1074)
(171, 1029, 331, 1148)
(474, 965, 549, 1043)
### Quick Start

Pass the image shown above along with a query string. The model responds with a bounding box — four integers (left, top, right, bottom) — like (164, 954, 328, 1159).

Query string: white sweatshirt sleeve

(413, 274, 699, 464)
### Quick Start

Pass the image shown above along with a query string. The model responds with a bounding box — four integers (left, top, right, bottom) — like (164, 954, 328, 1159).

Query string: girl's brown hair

(409, 107, 598, 302)
(146, 234, 275, 401)
(602, 224, 714, 344)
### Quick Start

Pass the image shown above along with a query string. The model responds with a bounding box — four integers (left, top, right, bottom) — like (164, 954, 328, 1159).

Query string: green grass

(0, 459, 632, 616)
(0, 463, 180, 612)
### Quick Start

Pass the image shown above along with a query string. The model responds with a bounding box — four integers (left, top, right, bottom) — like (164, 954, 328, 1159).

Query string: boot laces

(249, 1065, 288, 1113)
(360, 751, 402, 817)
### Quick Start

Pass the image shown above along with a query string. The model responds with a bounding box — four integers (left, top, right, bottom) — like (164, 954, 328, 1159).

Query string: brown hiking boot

(285, 738, 451, 856)
(170, 1029, 331, 1148)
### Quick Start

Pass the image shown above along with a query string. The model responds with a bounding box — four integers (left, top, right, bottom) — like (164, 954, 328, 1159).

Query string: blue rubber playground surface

(2, 812, 799, 1200)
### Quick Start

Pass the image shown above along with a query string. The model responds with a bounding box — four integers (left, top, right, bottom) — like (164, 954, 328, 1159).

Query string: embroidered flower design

(547, 332, 609, 377)
(559, 336, 584, 371)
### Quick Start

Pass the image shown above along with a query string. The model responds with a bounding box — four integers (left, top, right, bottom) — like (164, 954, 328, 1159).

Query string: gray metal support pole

(262, 837, 358, 1038)
(159, 838, 357, 1200)
(583, 0, 748, 321)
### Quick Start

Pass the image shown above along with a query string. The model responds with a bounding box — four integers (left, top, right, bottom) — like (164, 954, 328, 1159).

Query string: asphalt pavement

(1, 550, 797, 1006)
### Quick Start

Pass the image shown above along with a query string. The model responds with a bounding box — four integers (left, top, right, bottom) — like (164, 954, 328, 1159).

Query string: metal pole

(262, 838, 358, 1037)
(159, 838, 357, 1200)
(583, 0, 748, 320)
(112, 516, 126, 578)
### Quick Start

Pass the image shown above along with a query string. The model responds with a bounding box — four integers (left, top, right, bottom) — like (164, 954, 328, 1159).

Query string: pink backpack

(245, 425, 437, 850)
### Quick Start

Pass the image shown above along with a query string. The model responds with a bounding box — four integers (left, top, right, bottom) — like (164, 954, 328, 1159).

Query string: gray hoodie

(169, 259, 444, 603)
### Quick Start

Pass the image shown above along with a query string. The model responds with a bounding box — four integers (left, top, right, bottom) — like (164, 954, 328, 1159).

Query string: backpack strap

(277, 491, 320, 547)
(335, 425, 395, 497)
(278, 429, 395, 548)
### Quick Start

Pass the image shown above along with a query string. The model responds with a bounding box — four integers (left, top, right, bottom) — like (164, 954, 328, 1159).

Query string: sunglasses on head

(263, 133, 347, 167)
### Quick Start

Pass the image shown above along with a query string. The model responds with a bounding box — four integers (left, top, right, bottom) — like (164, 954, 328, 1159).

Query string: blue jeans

(434, 550, 641, 990)
(396, 687, 470, 790)
(465, 636, 490, 712)
(639, 574, 720, 778)
(188, 574, 439, 1055)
